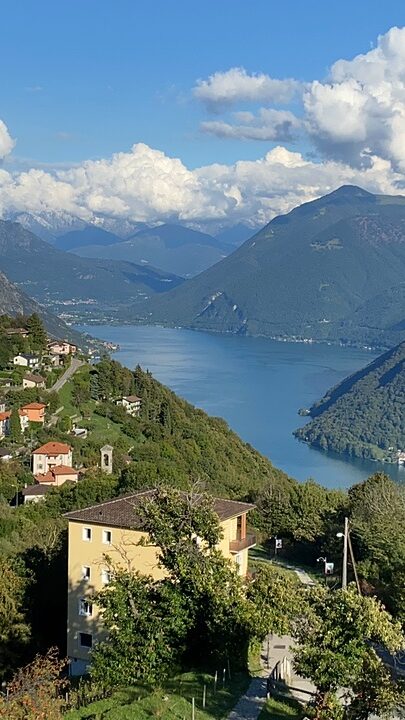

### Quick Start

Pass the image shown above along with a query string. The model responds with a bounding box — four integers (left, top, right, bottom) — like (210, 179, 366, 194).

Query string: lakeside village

(1, 312, 405, 719)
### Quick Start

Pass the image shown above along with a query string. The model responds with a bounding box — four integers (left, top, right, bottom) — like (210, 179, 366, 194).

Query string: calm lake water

(79, 324, 405, 489)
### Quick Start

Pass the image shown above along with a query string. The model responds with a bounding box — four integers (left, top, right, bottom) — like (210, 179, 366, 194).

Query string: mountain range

(294, 340, 405, 460)
(0, 220, 182, 317)
(138, 185, 405, 348)
(68, 223, 232, 277)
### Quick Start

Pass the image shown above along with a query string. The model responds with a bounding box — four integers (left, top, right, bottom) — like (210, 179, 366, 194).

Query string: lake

(79, 324, 405, 489)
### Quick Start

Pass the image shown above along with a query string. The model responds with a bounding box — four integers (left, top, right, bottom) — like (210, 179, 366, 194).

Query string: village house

(32, 441, 73, 475)
(48, 340, 77, 356)
(20, 402, 46, 424)
(0, 448, 13, 461)
(0, 408, 29, 436)
(22, 373, 46, 389)
(65, 491, 256, 675)
(117, 394, 142, 417)
(5, 327, 29, 338)
(23, 464, 79, 504)
(13, 353, 40, 369)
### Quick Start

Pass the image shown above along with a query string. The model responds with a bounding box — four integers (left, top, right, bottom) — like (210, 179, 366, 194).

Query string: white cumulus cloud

(193, 67, 300, 111)
(201, 109, 301, 142)
(0, 120, 15, 160)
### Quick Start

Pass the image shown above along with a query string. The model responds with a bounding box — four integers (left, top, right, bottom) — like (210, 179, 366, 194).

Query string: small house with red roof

(20, 402, 46, 424)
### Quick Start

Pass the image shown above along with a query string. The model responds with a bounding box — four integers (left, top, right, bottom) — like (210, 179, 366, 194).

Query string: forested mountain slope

(0, 269, 83, 344)
(294, 340, 405, 459)
(0, 221, 182, 310)
(71, 223, 231, 277)
(139, 186, 405, 347)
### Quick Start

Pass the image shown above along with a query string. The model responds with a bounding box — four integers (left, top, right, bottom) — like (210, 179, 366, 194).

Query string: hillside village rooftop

(64, 490, 255, 529)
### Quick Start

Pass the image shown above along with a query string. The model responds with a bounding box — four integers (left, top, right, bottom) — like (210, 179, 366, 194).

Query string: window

(101, 569, 111, 585)
(82, 566, 91, 581)
(79, 599, 93, 617)
(82, 527, 91, 542)
(79, 632, 92, 649)
(102, 529, 112, 544)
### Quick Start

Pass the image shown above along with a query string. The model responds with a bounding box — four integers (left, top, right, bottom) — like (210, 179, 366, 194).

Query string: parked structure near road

(65, 491, 256, 675)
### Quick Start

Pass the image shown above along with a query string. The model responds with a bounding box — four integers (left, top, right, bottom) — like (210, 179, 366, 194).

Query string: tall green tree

(9, 408, 22, 443)
(292, 585, 404, 720)
(26, 314, 47, 352)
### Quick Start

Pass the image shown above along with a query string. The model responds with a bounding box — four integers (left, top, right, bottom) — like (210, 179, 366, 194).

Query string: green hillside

(294, 340, 405, 459)
(138, 186, 405, 347)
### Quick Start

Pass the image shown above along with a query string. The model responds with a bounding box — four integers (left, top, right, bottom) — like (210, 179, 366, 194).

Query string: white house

(32, 441, 73, 475)
(23, 373, 46, 389)
(118, 395, 142, 417)
(13, 354, 40, 369)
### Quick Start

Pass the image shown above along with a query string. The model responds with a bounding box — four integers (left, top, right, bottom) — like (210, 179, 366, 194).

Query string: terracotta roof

(51, 465, 78, 475)
(0, 411, 11, 421)
(64, 490, 255, 529)
(21, 403, 46, 410)
(22, 484, 52, 496)
(123, 395, 142, 402)
(24, 373, 45, 383)
(33, 441, 71, 455)
(34, 471, 54, 484)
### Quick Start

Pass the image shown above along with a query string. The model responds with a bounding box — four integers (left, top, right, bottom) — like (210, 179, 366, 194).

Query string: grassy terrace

(65, 671, 250, 719)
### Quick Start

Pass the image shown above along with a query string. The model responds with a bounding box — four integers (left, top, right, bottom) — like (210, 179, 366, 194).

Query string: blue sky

(1, 0, 405, 167)
(1, 2, 405, 229)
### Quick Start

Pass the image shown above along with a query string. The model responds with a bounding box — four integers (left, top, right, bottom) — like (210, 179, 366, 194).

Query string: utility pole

(337, 516, 349, 590)
(342, 517, 349, 589)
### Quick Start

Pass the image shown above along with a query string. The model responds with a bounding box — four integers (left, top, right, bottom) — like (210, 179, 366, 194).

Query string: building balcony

(229, 533, 256, 553)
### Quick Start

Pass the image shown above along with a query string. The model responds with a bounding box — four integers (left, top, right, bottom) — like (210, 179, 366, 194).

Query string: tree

(0, 648, 67, 719)
(91, 487, 258, 684)
(25, 314, 47, 353)
(0, 560, 30, 676)
(91, 570, 189, 686)
(247, 563, 303, 638)
(9, 408, 22, 443)
(349, 473, 405, 617)
(292, 585, 405, 720)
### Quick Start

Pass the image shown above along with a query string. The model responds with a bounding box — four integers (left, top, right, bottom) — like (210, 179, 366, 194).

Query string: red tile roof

(21, 403, 46, 410)
(124, 395, 142, 402)
(64, 490, 255, 529)
(33, 442, 71, 455)
(51, 465, 78, 475)
(0, 411, 11, 421)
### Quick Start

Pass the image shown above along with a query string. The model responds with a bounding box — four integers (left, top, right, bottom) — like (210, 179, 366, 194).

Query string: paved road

(227, 639, 268, 720)
(51, 357, 85, 392)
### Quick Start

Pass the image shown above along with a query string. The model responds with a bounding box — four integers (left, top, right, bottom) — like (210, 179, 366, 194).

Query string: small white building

(23, 373, 46, 389)
(13, 354, 40, 369)
(32, 441, 73, 475)
(118, 395, 142, 417)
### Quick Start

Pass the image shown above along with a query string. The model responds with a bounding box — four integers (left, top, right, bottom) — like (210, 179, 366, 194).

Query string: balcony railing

(229, 533, 256, 553)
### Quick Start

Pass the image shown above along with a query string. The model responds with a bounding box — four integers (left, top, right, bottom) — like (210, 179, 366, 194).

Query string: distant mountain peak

(324, 185, 375, 201)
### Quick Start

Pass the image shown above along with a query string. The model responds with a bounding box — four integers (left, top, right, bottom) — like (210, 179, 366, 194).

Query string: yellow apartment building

(65, 490, 255, 675)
